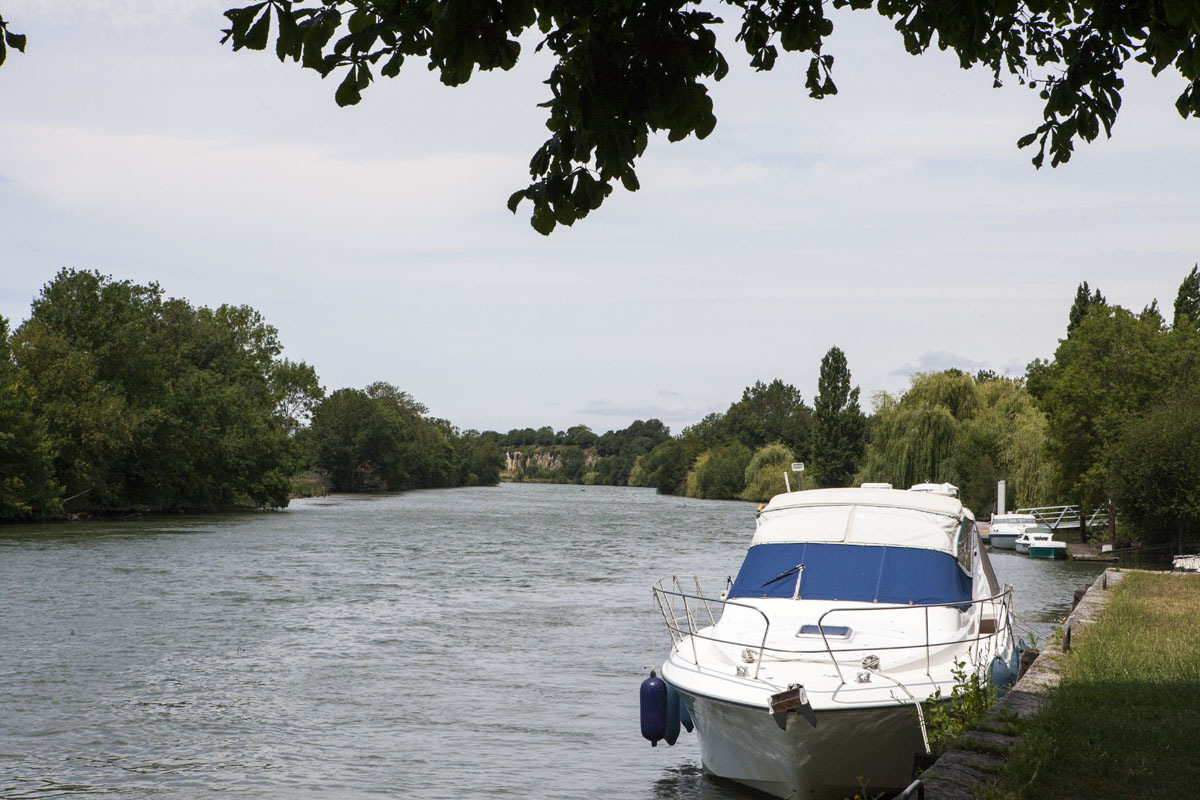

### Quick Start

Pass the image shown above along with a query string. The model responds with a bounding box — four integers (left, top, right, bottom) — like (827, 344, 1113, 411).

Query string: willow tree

(856, 370, 1049, 515)
(856, 390, 961, 492)
(741, 442, 800, 501)
(977, 378, 1053, 510)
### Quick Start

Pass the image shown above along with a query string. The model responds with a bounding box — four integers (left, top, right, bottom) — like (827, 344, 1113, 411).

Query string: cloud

(0, 124, 516, 248)
(578, 399, 721, 424)
(890, 351, 988, 377)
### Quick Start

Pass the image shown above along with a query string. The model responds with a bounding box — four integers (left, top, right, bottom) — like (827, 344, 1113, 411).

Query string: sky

(2, 2, 1197, 435)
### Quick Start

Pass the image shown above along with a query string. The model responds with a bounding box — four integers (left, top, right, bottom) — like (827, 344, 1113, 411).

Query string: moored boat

(647, 485, 1018, 799)
(1014, 525, 1055, 554)
(987, 513, 1038, 550)
(1028, 540, 1068, 560)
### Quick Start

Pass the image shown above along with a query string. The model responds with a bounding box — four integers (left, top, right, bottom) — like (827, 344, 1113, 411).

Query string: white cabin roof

(754, 487, 968, 552)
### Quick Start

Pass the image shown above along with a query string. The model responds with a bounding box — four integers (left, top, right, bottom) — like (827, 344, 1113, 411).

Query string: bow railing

(653, 576, 1014, 684)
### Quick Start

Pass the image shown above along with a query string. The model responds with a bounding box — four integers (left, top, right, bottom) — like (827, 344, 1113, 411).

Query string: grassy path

(981, 572, 1200, 799)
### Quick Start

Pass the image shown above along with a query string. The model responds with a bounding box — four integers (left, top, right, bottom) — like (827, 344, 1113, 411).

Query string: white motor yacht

(1014, 525, 1055, 554)
(987, 513, 1038, 550)
(650, 486, 1017, 800)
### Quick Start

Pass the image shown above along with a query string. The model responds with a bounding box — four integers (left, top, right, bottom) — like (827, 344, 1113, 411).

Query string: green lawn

(980, 572, 1200, 799)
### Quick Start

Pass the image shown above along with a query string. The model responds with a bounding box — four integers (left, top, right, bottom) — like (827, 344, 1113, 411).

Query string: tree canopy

(1174, 264, 1200, 333)
(303, 380, 503, 491)
(0, 315, 60, 520)
(857, 369, 1052, 515)
(6, 269, 322, 514)
(1024, 266, 1200, 546)
(1067, 281, 1106, 334)
(0, 270, 503, 519)
(4, 3, 1196, 234)
(1108, 390, 1200, 551)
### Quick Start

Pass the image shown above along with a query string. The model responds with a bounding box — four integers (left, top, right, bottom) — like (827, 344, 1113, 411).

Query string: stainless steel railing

(653, 577, 1014, 684)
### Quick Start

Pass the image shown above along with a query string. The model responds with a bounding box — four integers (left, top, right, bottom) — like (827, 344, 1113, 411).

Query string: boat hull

(989, 533, 1018, 550)
(1014, 540, 1029, 554)
(1029, 543, 1068, 560)
(680, 690, 926, 800)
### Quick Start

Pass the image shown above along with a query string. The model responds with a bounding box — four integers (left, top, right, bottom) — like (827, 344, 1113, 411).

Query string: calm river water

(0, 484, 1104, 799)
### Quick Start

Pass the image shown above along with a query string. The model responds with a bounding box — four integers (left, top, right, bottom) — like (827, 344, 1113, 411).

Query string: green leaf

(0, 38, 6, 69)
(507, 190, 526, 214)
(380, 49, 404, 78)
(4, 30, 26, 53)
(620, 170, 640, 192)
(275, 8, 300, 62)
(586, 177, 609, 210)
(348, 8, 375, 35)
(335, 66, 362, 106)
(224, 4, 267, 45)
(1017, 132, 1038, 148)
(530, 204, 556, 235)
(245, 7, 272, 51)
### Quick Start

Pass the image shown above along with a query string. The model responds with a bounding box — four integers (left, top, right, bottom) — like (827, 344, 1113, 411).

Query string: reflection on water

(0, 485, 1105, 799)
(986, 546, 1106, 637)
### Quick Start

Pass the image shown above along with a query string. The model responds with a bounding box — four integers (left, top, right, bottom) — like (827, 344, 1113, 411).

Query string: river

(0, 483, 1104, 799)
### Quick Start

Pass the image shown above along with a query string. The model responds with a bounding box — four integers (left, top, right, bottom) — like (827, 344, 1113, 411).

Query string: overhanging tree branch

(1, 2, 1196, 233)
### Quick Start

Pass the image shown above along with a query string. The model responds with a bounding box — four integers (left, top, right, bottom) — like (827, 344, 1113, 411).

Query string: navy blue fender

(664, 683, 681, 745)
(991, 654, 1017, 695)
(679, 694, 694, 733)
(640, 670, 667, 746)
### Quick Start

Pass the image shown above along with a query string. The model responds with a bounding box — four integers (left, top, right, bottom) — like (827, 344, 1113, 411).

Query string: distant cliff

(503, 446, 599, 482)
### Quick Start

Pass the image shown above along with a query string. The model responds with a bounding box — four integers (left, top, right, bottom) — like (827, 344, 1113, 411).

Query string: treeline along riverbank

(4, 266, 1200, 551)
(499, 267, 1200, 554)
(0, 270, 503, 520)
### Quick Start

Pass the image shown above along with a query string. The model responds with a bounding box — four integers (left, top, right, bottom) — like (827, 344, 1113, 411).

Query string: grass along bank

(979, 571, 1200, 800)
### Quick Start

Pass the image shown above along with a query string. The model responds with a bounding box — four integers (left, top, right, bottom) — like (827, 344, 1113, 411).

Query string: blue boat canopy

(727, 542, 972, 606)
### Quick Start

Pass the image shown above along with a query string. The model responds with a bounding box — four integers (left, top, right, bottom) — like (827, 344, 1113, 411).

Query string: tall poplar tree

(1174, 265, 1200, 333)
(811, 346, 866, 488)
(1067, 281, 1107, 334)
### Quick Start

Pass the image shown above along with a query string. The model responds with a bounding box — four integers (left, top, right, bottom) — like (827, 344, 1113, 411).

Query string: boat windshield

(727, 542, 971, 606)
(993, 515, 1037, 526)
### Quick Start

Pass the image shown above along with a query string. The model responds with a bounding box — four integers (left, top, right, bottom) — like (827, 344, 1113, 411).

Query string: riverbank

(922, 569, 1200, 799)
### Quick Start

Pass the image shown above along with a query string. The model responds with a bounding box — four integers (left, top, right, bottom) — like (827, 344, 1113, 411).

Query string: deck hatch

(796, 624, 851, 638)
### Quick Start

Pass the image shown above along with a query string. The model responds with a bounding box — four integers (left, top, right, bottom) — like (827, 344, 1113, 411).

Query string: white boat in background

(1174, 554, 1200, 572)
(987, 513, 1038, 550)
(648, 486, 1018, 799)
(1014, 525, 1055, 554)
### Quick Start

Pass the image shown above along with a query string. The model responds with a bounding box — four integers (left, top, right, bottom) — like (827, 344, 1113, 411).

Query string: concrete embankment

(918, 569, 1125, 799)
